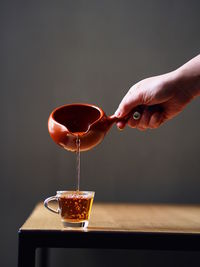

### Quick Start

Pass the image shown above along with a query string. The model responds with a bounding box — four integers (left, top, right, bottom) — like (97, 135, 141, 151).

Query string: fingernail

(116, 124, 123, 131)
(116, 122, 124, 131)
(118, 127, 124, 131)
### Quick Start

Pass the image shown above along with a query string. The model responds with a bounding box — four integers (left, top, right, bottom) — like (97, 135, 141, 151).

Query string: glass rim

(56, 190, 95, 195)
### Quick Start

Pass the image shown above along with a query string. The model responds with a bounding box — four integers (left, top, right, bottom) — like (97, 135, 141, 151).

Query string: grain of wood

(21, 203, 200, 234)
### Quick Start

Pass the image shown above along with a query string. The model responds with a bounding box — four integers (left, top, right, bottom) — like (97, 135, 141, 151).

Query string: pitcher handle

(44, 196, 59, 214)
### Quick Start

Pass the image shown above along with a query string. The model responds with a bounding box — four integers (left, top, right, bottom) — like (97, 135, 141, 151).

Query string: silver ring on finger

(133, 111, 141, 120)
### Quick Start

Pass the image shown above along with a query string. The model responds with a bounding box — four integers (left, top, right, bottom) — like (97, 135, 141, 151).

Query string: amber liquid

(57, 137, 94, 223)
(76, 136, 81, 191)
(58, 137, 94, 224)
(58, 193, 93, 222)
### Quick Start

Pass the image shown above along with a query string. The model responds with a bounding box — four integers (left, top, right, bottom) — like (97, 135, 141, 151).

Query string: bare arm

(115, 54, 200, 130)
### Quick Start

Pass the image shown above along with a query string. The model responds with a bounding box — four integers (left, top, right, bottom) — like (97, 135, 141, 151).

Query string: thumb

(115, 87, 142, 118)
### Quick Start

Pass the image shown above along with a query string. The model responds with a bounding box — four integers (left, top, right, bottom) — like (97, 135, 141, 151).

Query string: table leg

(38, 248, 49, 267)
(18, 233, 36, 267)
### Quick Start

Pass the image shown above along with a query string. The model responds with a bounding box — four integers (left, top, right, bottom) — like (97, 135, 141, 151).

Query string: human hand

(115, 70, 197, 130)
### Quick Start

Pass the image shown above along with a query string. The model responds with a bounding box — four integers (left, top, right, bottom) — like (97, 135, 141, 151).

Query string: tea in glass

(44, 191, 94, 228)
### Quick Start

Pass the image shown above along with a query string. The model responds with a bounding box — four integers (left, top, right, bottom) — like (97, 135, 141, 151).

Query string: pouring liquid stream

(76, 136, 81, 191)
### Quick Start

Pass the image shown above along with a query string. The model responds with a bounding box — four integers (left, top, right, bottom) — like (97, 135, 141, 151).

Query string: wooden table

(18, 203, 200, 267)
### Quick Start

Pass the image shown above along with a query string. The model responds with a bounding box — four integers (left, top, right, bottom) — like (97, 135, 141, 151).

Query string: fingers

(149, 112, 164, 128)
(137, 108, 151, 130)
(116, 121, 126, 130)
(127, 108, 165, 130)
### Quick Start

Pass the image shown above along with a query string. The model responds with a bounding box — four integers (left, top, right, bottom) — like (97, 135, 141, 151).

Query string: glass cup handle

(44, 196, 59, 214)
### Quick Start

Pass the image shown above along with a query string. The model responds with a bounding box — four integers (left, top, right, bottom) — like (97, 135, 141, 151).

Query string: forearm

(175, 54, 200, 97)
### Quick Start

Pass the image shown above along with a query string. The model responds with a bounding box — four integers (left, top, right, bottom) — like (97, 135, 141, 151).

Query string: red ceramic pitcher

(48, 103, 141, 152)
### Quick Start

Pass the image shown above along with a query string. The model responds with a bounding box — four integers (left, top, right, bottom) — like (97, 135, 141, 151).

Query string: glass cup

(44, 191, 95, 228)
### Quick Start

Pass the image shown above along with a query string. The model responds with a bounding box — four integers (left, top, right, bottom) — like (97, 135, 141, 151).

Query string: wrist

(173, 66, 200, 98)
(175, 56, 200, 97)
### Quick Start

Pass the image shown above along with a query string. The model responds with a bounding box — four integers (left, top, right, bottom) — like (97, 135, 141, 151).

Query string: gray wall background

(1, 0, 200, 266)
